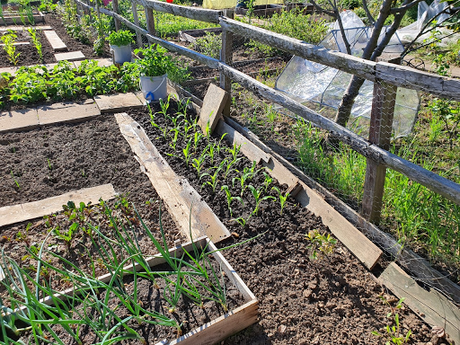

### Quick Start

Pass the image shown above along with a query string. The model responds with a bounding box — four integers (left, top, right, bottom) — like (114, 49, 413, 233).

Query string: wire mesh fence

(67, 0, 460, 293)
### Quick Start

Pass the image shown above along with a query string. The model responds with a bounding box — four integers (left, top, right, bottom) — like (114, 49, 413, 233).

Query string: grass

(232, 84, 460, 277)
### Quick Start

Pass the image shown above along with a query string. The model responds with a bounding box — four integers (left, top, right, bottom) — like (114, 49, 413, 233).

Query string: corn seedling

(192, 131, 204, 152)
(248, 185, 275, 215)
(233, 161, 263, 197)
(192, 152, 207, 176)
(262, 172, 273, 193)
(158, 95, 171, 117)
(305, 230, 337, 261)
(10, 170, 20, 189)
(1, 30, 20, 65)
(231, 216, 249, 228)
(27, 28, 43, 63)
(221, 185, 244, 217)
(200, 163, 224, 194)
(227, 143, 241, 162)
(182, 140, 193, 167)
(271, 186, 290, 215)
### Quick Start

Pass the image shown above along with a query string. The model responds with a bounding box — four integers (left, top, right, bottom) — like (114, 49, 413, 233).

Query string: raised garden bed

(0, 7, 44, 25)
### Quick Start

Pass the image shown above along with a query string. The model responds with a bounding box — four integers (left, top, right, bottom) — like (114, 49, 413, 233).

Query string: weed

(372, 297, 412, 345)
(305, 230, 337, 260)
(192, 32, 222, 59)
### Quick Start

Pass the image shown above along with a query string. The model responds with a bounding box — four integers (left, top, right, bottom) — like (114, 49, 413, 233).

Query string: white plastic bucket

(140, 74, 168, 102)
(110, 44, 132, 64)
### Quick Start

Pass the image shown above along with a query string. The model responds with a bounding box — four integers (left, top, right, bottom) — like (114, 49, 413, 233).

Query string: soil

(0, 13, 110, 68)
(126, 103, 450, 345)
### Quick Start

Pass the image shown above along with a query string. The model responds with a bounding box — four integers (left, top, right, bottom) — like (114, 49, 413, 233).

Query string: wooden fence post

(132, 2, 143, 47)
(220, 9, 233, 117)
(145, 6, 156, 40)
(112, 0, 120, 31)
(361, 79, 397, 223)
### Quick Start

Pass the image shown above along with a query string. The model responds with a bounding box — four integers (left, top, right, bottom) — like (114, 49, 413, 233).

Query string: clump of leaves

(304, 229, 337, 260)
(1, 30, 20, 65)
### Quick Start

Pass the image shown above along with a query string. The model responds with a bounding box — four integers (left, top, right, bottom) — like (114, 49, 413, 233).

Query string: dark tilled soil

(127, 103, 448, 345)
(0, 12, 110, 68)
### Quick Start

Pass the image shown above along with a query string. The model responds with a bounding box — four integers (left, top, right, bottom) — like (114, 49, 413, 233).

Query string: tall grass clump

(243, 10, 328, 56)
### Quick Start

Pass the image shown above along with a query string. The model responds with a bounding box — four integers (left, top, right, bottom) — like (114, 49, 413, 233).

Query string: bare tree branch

(362, 0, 375, 25)
(390, 0, 424, 14)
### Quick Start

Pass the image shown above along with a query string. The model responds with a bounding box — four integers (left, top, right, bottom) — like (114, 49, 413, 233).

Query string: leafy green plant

(304, 229, 337, 260)
(1, 30, 20, 65)
(135, 45, 177, 77)
(233, 161, 262, 197)
(27, 28, 43, 63)
(192, 32, 222, 59)
(108, 30, 133, 46)
(192, 152, 207, 176)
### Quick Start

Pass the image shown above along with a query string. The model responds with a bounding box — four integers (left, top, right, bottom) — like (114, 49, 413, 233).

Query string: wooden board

(199, 84, 228, 135)
(116, 113, 230, 243)
(380, 263, 460, 344)
(217, 118, 382, 270)
(0, 184, 117, 228)
(215, 119, 270, 165)
(17, 236, 258, 345)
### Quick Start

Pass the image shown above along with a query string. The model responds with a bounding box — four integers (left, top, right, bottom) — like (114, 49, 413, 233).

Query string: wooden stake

(220, 9, 233, 117)
(362, 80, 397, 223)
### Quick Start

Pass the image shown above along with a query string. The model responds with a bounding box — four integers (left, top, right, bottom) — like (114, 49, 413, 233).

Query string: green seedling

(27, 28, 43, 62)
(231, 216, 249, 228)
(158, 94, 171, 117)
(47, 158, 53, 170)
(305, 229, 337, 261)
(1, 30, 20, 65)
(233, 161, 264, 197)
(10, 170, 20, 189)
(248, 185, 275, 215)
(192, 152, 207, 176)
(227, 143, 241, 162)
(262, 172, 273, 193)
(372, 312, 412, 345)
(169, 128, 180, 152)
(206, 143, 217, 166)
(221, 185, 244, 217)
(192, 131, 204, 152)
(182, 140, 193, 167)
(271, 186, 290, 215)
(200, 163, 224, 194)
(16, 222, 32, 247)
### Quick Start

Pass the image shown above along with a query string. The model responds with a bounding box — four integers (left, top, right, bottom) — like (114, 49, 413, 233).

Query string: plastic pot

(139, 74, 168, 102)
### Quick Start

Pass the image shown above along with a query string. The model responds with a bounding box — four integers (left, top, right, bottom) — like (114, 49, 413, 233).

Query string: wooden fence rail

(71, 0, 460, 208)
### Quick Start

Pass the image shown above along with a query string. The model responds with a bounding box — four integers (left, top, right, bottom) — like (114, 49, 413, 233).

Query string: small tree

(310, 0, 459, 128)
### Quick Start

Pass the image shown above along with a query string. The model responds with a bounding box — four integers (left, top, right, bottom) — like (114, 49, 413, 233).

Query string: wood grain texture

(380, 263, 460, 345)
(0, 184, 116, 228)
(116, 113, 230, 243)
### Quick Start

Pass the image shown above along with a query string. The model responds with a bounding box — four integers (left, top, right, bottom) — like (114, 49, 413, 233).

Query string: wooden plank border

(0, 184, 117, 228)
(116, 112, 231, 243)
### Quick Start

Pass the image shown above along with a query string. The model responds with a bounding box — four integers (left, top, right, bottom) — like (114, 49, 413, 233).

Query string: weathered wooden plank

(216, 118, 382, 269)
(133, 0, 221, 23)
(219, 65, 460, 206)
(220, 9, 233, 117)
(219, 16, 376, 82)
(215, 119, 270, 165)
(380, 263, 460, 345)
(199, 83, 228, 135)
(115, 113, 230, 243)
(0, 184, 116, 228)
(223, 116, 460, 304)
